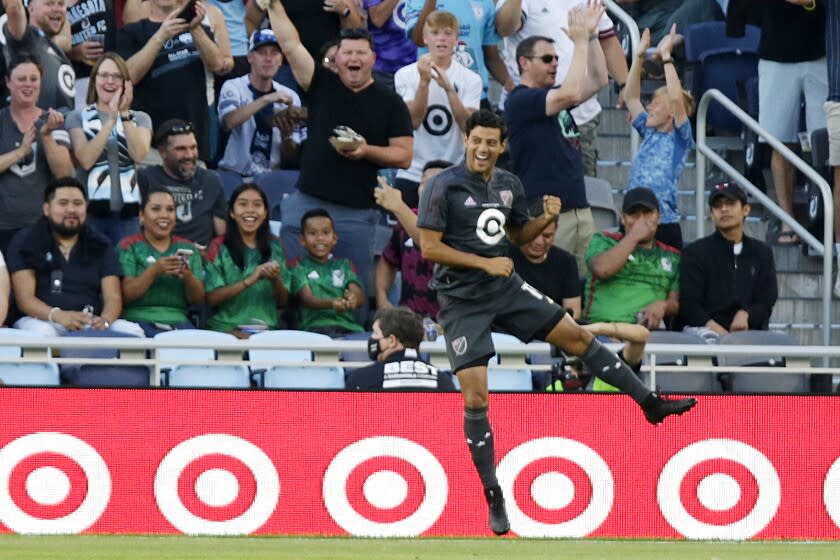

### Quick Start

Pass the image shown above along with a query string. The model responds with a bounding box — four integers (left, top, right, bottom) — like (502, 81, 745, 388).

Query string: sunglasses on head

(166, 123, 194, 136)
(527, 54, 559, 64)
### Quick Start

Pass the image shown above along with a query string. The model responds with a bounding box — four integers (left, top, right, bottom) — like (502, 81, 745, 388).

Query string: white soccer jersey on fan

(395, 60, 482, 183)
(498, 0, 614, 124)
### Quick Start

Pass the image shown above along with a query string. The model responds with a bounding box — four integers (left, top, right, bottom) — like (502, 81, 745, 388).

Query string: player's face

(248, 45, 284, 81)
(521, 221, 557, 262)
(300, 216, 338, 263)
(423, 25, 457, 58)
(710, 197, 749, 233)
(231, 188, 267, 237)
(94, 58, 126, 106)
(29, 0, 66, 37)
(7, 62, 41, 107)
(645, 89, 674, 131)
(464, 126, 504, 179)
(160, 133, 199, 181)
(335, 38, 375, 90)
(141, 192, 176, 241)
(522, 40, 558, 88)
(44, 187, 87, 237)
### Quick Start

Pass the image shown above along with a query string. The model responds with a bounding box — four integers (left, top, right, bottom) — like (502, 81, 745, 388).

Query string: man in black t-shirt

(345, 306, 456, 391)
(417, 109, 696, 536)
(509, 210, 581, 320)
(2, 0, 75, 112)
(266, 0, 413, 316)
(117, 0, 230, 162)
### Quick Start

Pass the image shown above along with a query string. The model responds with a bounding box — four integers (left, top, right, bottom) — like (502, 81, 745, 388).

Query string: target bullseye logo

(497, 437, 614, 537)
(657, 439, 780, 539)
(154, 434, 279, 535)
(0, 433, 111, 534)
(323, 437, 447, 537)
(823, 456, 840, 529)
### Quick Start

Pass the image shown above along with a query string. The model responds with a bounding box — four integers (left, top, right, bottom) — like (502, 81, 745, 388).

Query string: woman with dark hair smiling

(205, 183, 290, 336)
(117, 186, 205, 337)
(65, 52, 152, 244)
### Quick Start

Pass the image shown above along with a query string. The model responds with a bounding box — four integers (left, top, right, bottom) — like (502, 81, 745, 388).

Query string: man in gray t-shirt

(137, 120, 227, 246)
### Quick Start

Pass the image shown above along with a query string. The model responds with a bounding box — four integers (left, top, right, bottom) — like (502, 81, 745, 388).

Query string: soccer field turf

(0, 536, 837, 559)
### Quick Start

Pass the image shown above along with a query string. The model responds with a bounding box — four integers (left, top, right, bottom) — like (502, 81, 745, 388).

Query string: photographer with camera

(218, 29, 304, 177)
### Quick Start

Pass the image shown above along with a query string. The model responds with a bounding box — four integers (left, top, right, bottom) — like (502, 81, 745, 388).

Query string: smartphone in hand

(177, 0, 198, 21)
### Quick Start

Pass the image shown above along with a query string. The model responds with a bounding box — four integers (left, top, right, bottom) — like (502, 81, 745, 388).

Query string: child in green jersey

(290, 208, 365, 337)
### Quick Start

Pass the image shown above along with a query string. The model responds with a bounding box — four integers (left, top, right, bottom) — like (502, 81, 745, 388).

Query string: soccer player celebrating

(416, 108, 696, 536)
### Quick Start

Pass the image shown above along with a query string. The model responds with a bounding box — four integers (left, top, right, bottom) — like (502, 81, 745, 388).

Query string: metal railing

(604, 0, 640, 158)
(1, 336, 837, 391)
(694, 89, 834, 350)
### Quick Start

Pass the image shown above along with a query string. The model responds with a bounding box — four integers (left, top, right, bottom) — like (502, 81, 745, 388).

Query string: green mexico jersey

(205, 237, 290, 332)
(583, 232, 680, 324)
(117, 234, 204, 325)
(290, 256, 364, 333)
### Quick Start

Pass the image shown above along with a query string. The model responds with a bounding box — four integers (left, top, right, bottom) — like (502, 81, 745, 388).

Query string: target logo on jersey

(475, 208, 506, 245)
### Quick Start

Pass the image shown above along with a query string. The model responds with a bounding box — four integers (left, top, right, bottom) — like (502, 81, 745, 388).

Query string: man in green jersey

(583, 187, 679, 328)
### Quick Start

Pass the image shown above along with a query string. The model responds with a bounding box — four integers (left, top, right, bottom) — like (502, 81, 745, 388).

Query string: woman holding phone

(117, 186, 205, 337)
(205, 183, 289, 336)
(65, 52, 152, 244)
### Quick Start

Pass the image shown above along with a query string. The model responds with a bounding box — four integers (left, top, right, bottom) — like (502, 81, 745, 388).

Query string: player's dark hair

(300, 208, 335, 232)
(515, 35, 554, 73)
(465, 109, 507, 142)
(7, 53, 41, 77)
(375, 307, 424, 350)
(422, 159, 454, 173)
(140, 186, 175, 211)
(225, 183, 272, 271)
(44, 176, 87, 203)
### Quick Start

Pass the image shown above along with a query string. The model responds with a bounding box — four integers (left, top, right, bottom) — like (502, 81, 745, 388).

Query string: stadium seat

(716, 331, 808, 393)
(337, 331, 373, 369)
(487, 367, 533, 391)
(262, 365, 345, 389)
(644, 330, 719, 392)
(154, 330, 246, 387)
(0, 329, 59, 386)
(253, 170, 300, 222)
(248, 330, 341, 387)
(167, 365, 251, 388)
(58, 330, 149, 386)
(585, 177, 620, 232)
(218, 170, 245, 201)
(684, 22, 760, 133)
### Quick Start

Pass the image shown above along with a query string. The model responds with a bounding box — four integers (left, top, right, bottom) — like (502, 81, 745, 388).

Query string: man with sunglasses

(265, 0, 413, 321)
(138, 119, 227, 247)
(504, 1, 608, 273)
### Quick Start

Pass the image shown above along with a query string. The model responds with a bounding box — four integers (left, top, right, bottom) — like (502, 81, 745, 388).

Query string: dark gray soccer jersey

(2, 24, 75, 112)
(416, 162, 529, 299)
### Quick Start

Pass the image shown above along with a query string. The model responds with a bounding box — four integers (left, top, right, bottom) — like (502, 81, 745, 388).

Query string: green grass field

(0, 536, 837, 560)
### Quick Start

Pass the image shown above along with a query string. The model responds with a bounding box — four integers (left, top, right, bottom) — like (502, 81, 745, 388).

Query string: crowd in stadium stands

(0, 0, 835, 392)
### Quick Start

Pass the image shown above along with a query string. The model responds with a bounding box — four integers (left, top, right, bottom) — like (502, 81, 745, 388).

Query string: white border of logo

(0, 432, 111, 534)
(823, 455, 840, 529)
(657, 438, 780, 539)
(322, 436, 447, 537)
(497, 437, 614, 537)
(154, 434, 280, 535)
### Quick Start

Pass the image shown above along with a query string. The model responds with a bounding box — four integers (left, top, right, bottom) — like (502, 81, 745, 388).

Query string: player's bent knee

(545, 315, 592, 356)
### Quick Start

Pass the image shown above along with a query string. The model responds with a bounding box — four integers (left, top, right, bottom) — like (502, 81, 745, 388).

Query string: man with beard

(138, 119, 227, 247)
(7, 176, 144, 336)
(2, 0, 76, 112)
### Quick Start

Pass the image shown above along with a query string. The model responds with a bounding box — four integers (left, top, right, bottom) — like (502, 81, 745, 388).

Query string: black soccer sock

(581, 337, 652, 404)
(464, 407, 499, 490)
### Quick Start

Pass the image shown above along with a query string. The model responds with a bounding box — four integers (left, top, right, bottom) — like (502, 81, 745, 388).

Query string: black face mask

(367, 337, 381, 360)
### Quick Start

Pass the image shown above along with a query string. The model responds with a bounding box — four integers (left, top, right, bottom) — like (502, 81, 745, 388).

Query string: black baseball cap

(709, 182, 748, 206)
(622, 188, 659, 213)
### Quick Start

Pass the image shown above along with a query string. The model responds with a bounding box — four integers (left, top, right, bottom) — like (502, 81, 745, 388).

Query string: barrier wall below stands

(0, 390, 838, 539)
